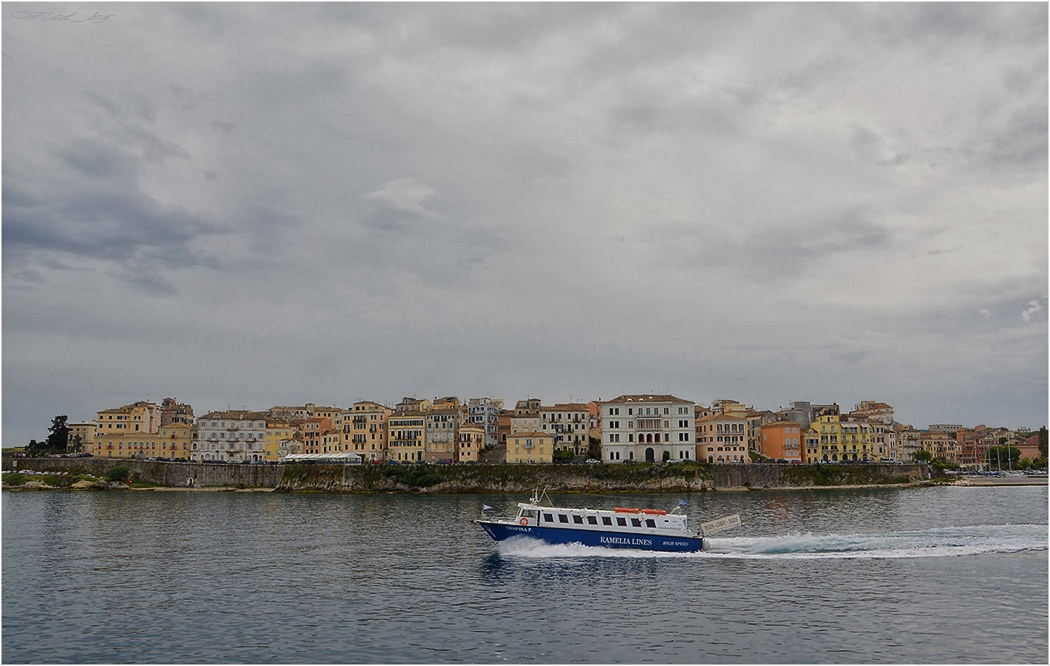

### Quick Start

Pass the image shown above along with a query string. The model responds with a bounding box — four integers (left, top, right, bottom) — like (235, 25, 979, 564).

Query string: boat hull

(476, 520, 703, 553)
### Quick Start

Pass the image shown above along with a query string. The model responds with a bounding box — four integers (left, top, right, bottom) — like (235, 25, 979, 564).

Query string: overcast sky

(3, 2, 1047, 444)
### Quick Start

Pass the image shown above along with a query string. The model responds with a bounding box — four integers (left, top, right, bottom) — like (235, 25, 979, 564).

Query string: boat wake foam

(496, 524, 1048, 560)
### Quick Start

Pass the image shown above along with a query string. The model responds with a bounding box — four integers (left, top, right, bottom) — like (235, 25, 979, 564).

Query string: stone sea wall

(5, 457, 930, 493)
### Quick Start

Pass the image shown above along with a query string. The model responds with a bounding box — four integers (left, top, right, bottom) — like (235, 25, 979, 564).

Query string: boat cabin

(514, 503, 692, 536)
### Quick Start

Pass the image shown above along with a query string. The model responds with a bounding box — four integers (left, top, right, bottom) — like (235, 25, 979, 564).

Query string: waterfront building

(159, 397, 194, 427)
(424, 405, 461, 463)
(457, 421, 484, 463)
(760, 422, 803, 462)
(712, 399, 752, 419)
(850, 401, 895, 426)
(1019, 433, 1042, 464)
(347, 401, 391, 462)
(193, 411, 268, 462)
(804, 428, 821, 463)
(920, 430, 958, 464)
(777, 401, 841, 428)
(602, 394, 696, 463)
(467, 397, 503, 450)
(507, 398, 542, 442)
(265, 418, 297, 461)
(897, 426, 923, 461)
(929, 423, 963, 434)
(746, 410, 777, 456)
(388, 411, 426, 463)
(308, 404, 344, 423)
(156, 422, 195, 460)
(506, 431, 553, 464)
(812, 414, 877, 462)
(514, 398, 542, 415)
(277, 436, 304, 459)
(299, 417, 332, 455)
(696, 413, 750, 463)
(395, 397, 432, 413)
(96, 401, 161, 438)
(269, 405, 314, 421)
(67, 421, 96, 453)
(540, 403, 591, 456)
(867, 421, 890, 460)
(323, 429, 341, 454)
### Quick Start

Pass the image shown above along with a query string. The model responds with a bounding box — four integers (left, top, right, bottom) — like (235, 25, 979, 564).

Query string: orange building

(760, 422, 804, 462)
(299, 417, 332, 454)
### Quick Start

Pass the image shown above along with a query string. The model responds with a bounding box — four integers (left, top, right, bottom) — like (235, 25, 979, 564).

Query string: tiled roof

(606, 394, 690, 404)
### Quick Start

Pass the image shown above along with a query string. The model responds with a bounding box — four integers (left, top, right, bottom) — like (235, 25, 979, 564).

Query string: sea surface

(2, 485, 1047, 664)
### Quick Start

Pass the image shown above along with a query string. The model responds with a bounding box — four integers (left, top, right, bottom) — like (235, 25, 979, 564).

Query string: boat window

(616, 517, 627, 527)
(631, 519, 641, 527)
(543, 513, 555, 522)
(587, 516, 598, 525)
(602, 517, 612, 526)
(645, 519, 656, 528)
(572, 515, 583, 524)
(524, 509, 539, 519)
(558, 514, 569, 523)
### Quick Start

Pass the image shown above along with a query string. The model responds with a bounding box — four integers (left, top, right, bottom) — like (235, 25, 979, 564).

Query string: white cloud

(363, 178, 441, 217)
(1021, 300, 1044, 323)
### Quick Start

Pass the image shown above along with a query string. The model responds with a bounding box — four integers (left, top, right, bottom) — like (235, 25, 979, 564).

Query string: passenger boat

(474, 491, 740, 553)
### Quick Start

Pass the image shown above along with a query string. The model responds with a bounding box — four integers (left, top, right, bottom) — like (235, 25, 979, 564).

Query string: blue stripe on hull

(477, 521, 703, 553)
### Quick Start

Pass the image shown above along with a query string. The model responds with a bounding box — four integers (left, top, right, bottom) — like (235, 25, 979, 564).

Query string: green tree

(912, 450, 933, 462)
(47, 416, 70, 453)
(1039, 426, 1048, 459)
(25, 439, 44, 457)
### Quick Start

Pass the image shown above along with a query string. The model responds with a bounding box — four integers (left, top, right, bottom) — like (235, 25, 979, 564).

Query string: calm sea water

(2, 485, 1046, 664)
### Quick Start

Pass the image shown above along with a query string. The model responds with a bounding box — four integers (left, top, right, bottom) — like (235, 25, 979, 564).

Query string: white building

(467, 397, 503, 450)
(601, 394, 696, 463)
(192, 411, 268, 462)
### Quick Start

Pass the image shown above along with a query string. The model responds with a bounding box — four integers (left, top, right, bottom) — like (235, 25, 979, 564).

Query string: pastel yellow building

(266, 419, 297, 461)
(346, 401, 391, 462)
(921, 431, 958, 463)
(507, 431, 554, 464)
(67, 421, 96, 453)
(695, 413, 750, 463)
(92, 423, 194, 460)
(812, 415, 879, 462)
(96, 401, 161, 439)
(388, 412, 426, 463)
(159, 423, 195, 460)
(457, 421, 484, 463)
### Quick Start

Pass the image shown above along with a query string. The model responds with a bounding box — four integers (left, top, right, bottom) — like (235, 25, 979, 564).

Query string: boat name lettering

(599, 536, 653, 546)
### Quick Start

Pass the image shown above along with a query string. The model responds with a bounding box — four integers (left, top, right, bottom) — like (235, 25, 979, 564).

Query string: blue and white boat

(475, 492, 739, 553)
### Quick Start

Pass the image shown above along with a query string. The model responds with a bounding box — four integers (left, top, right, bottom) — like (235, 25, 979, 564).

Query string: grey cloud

(3, 139, 218, 291)
(664, 208, 895, 283)
(84, 91, 190, 163)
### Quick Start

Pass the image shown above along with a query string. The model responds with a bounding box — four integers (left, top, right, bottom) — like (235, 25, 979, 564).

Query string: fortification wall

(6, 457, 928, 492)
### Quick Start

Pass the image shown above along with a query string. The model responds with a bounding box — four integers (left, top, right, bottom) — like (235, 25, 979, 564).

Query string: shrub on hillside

(104, 466, 130, 483)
